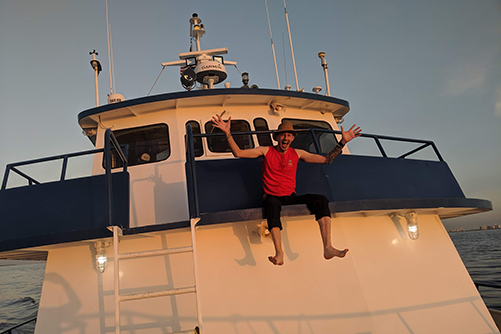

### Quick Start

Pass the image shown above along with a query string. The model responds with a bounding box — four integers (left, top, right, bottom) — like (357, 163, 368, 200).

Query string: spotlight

(94, 241, 109, 273)
(270, 101, 287, 113)
(405, 212, 419, 240)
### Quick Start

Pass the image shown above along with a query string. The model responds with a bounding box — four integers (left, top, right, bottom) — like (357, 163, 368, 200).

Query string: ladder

(110, 218, 202, 334)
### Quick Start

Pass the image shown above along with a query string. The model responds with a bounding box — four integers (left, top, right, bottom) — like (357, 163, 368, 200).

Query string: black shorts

(263, 193, 331, 230)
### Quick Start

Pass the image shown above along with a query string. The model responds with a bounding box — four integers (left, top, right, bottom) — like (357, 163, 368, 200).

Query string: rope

(147, 66, 165, 96)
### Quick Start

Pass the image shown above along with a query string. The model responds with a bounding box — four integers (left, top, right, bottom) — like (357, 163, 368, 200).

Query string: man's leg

(263, 195, 285, 265)
(269, 227, 284, 265)
(298, 194, 349, 259)
(317, 216, 348, 259)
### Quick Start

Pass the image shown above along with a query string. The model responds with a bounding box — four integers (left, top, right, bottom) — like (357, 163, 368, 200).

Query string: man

(212, 115, 362, 266)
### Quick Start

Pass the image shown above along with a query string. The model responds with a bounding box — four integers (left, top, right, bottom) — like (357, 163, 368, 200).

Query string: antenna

(106, 0, 115, 95)
(89, 50, 102, 107)
(264, 0, 280, 89)
(189, 13, 205, 52)
(104, 0, 124, 103)
(283, 0, 299, 91)
(318, 52, 331, 96)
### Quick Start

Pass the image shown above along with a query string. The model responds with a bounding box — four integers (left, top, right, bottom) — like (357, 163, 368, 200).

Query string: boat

(0, 10, 499, 334)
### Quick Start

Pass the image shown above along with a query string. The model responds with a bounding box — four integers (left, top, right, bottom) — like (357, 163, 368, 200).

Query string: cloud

(440, 63, 487, 96)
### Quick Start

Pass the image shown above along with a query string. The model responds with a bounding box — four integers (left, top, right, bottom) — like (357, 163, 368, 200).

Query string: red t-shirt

(262, 146, 299, 197)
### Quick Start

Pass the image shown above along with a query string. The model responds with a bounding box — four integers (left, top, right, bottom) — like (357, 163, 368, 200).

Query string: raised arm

(211, 114, 268, 158)
(297, 124, 362, 164)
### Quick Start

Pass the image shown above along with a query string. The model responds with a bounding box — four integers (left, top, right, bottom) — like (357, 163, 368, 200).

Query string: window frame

(282, 118, 339, 154)
(186, 120, 204, 157)
(253, 117, 273, 147)
(104, 123, 171, 169)
(204, 119, 255, 154)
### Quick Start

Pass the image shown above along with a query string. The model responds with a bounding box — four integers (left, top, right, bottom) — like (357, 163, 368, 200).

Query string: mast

(318, 52, 331, 96)
(265, 0, 280, 89)
(189, 13, 205, 52)
(89, 50, 102, 107)
(283, 0, 299, 91)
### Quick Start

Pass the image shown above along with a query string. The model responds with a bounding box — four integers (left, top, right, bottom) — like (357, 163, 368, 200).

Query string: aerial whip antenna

(265, 0, 280, 89)
(106, 0, 115, 94)
(104, 0, 124, 103)
(283, 0, 299, 91)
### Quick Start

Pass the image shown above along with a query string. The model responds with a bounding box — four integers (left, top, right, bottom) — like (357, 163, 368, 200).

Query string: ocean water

(449, 228, 501, 310)
(0, 230, 499, 332)
(0, 262, 45, 333)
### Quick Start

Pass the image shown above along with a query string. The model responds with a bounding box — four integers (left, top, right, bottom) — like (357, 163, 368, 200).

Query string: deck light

(186, 57, 197, 66)
(405, 212, 419, 240)
(95, 241, 109, 273)
(181, 67, 196, 90)
(270, 101, 287, 113)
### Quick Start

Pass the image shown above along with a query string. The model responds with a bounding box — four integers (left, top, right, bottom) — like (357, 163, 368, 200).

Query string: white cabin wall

(91, 111, 190, 228)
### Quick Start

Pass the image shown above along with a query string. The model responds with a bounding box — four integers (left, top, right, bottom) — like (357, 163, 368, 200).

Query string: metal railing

(0, 317, 36, 334)
(187, 127, 444, 161)
(184, 125, 444, 218)
(1, 129, 128, 226)
(306, 128, 444, 161)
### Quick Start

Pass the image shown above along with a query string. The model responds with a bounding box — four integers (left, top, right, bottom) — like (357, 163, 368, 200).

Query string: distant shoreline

(448, 227, 501, 233)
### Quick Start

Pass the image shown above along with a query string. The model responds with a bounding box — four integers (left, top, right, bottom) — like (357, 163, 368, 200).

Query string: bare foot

(324, 247, 348, 260)
(268, 255, 284, 266)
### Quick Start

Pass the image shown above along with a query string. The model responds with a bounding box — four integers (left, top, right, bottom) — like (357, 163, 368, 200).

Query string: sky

(0, 0, 500, 230)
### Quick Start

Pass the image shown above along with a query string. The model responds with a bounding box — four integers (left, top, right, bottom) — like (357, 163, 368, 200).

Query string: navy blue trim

(78, 88, 350, 123)
(0, 196, 491, 252)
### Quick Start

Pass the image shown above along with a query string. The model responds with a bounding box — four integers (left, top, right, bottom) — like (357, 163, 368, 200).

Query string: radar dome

(108, 93, 125, 104)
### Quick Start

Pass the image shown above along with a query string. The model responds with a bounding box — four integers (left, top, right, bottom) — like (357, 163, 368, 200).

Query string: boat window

(204, 120, 254, 153)
(253, 118, 273, 147)
(186, 121, 203, 157)
(107, 124, 170, 168)
(283, 118, 338, 154)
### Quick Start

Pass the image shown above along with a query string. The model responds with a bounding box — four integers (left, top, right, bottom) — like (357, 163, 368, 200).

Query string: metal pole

(104, 129, 113, 226)
(283, 0, 299, 91)
(265, 0, 280, 89)
(190, 218, 203, 331)
(94, 66, 99, 107)
(113, 226, 121, 334)
(310, 129, 321, 153)
(373, 136, 388, 158)
(318, 52, 331, 96)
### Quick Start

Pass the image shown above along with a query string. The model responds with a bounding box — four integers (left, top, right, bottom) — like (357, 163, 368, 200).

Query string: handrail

(194, 128, 444, 161)
(1, 129, 128, 226)
(185, 124, 200, 218)
(1, 130, 128, 190)
(0, 317, 37, 334)
(184, 126, 446, 218)
(103, 129, 129, 226)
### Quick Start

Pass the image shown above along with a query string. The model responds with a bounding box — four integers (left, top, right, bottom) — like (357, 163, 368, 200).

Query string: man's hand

(212, 114, 231, 134)
(341, 124, 362, 144)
